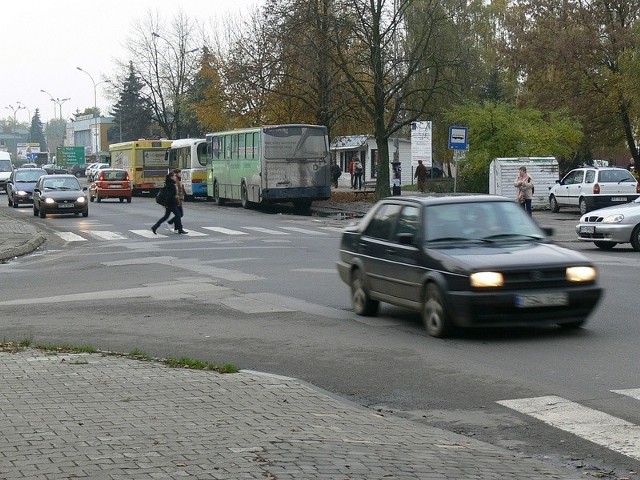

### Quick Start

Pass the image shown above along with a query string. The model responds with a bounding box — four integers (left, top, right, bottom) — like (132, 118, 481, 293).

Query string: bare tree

(120, 10, 203, 139)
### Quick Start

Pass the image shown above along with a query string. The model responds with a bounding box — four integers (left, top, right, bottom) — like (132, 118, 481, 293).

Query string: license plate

(515, 292, 568, 308)
(579, 225, 595, 234)
(611, 197, 627, 202)
(58, 203, 74, 208)
(108, 184, 121, 188)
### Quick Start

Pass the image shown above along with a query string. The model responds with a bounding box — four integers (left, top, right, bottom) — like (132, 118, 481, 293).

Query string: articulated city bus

(167, 138, 209, 200)
(109, 139, 172, 196)
(206, 124, 331, 212)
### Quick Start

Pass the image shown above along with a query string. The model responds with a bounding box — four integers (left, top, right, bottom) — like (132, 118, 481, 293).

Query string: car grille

(502, 267, 570, 289)
(582, 215, 605, 223)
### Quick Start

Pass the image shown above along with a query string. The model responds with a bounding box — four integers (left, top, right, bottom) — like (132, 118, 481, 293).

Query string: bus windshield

(263, 126, 327, 160)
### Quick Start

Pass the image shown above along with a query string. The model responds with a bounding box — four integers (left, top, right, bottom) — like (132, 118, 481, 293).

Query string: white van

(0, 151, 14, 192)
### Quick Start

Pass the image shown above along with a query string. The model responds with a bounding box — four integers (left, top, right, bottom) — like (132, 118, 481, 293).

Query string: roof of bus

(205, 124, 327, 138)
(108, 139, 173, 150)
(169, 138, 206, 147)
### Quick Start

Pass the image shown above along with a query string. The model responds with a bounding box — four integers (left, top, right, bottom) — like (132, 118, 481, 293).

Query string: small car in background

(549, 166, 639, 214)
(576, 197, 640, 250)
(89, 168, 132, 203)
(336, 195, 602, 337)
(32, 174, 88, 218)
(68, 164, 87, 177)
(42, 164, 70, 175)
(6, 167, 47, 207)
(87, 163, 110, 182)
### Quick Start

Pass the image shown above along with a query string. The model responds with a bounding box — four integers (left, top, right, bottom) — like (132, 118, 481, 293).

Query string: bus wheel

(241, 184, 250, 209)
(214, 182, 226, 206)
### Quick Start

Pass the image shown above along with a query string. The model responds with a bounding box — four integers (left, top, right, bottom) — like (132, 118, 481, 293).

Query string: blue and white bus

(167, 138, 209, 200)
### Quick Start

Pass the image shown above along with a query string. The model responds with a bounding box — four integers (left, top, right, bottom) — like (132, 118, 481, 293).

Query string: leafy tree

(448, 102, 583, 192)
(29, 109, 47, 152)
(502, 0, 640, 162)
(109, 62, 153, 142)
(44, 118, 66, 152)
(329, 0, 465, 197)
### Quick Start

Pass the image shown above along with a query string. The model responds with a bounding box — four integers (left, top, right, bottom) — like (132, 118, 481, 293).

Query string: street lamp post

(40, 90, 57, 119)
(17, 102, 31, 142)
(5, 104, 24, 126)
(76, 67, 100, 161)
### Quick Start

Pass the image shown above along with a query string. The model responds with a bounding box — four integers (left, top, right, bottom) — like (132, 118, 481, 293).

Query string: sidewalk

(0, 209, 584, 479)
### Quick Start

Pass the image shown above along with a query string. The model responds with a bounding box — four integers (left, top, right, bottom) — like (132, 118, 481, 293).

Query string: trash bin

(391, 161, 401, 196)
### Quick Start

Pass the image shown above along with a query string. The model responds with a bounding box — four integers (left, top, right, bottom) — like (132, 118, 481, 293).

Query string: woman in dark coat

(151, 172, 188, 234)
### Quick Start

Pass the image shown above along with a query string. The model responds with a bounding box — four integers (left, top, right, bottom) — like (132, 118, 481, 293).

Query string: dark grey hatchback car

(336, 195, 603, 338)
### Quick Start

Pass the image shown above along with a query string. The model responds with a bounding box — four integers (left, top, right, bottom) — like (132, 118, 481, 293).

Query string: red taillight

(636, 183, 640, 194)
(593, 183, 600, 194)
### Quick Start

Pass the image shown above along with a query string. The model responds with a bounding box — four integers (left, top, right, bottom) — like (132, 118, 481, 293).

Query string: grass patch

(0, 340, 239, 374)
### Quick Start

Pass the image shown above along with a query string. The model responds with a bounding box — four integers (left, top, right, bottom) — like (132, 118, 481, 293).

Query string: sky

(2, 0, 261, 125)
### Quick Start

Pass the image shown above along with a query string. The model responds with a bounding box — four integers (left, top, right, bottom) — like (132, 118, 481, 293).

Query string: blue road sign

(27, 153, 37, 160)
(448, 126, 468, 150)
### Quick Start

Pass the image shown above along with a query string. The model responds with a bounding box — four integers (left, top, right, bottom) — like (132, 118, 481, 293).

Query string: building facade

(66, 115, 115, 162)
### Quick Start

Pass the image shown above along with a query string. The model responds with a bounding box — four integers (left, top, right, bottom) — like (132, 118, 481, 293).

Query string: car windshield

(424, 201, 545, 243)
(0, 161, 12, 172)
(15, 171, 45, 182)
(43, 178, 81, 190)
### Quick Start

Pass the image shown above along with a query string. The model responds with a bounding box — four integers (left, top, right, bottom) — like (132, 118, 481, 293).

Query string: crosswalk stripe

(55, 232, 87, 242)
(280, 226, 329, 235)
(130, 229, 167, 238)
(86, 231, 127, 240)
(319, 226, 345, 232)
(612, 388, 640, 400)
(497, 395, 640, 461)
(244, 227, 289, 235)
(202, 227, 247, 235)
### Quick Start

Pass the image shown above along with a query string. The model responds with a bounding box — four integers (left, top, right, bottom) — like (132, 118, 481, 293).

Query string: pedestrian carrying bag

(156, 187, 169, 207)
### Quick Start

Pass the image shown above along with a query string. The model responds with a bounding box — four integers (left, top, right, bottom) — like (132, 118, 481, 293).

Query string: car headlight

(17, 190, 27, 196)
(44, 197, 55, 204)
(470, 271, 504, 287)
(566, 266, 597, 282)
(77, 197, 86, 203)
(602, 214, 624, 223)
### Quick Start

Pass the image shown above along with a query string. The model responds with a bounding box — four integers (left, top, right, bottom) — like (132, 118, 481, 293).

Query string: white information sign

(411, 121, 432, 167)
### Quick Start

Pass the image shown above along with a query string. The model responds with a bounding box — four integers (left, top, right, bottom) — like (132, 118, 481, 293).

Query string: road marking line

(280, 226, 328, 235)
(54, 232, 87, 242)
(497, 395, 640, 461)
(85, 230, 127, 240)
(202, 227, 248, 235)
(612, 388, 640, 400)
(131, 229, 167, 238)
(244, 227, 289, 235)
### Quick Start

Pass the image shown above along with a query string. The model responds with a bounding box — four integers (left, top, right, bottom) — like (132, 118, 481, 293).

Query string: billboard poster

(411, 121, 432, 167)
(16, 143, 41, 160)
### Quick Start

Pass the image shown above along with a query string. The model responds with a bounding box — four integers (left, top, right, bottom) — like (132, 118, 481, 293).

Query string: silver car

(576, 197, 640, 250)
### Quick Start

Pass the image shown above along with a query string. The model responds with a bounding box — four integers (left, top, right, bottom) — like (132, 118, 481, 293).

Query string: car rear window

(16, 170, 46, 182)
(598, 170, 635, 183)
(103, 171, 127, 181)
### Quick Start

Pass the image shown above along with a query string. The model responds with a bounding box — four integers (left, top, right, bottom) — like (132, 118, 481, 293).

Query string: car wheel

(350, 268, 379, 316)
(241, 183, 250, 209)
(549, 195, 560, 213)
(422, 283, 452, 338)
(39, 207, 46, 218)
(630, 225, 640, 251)
(579, 198, 589, 215)
(594, 241, 617, 250)
(126, 197, 131, 203)
(214, 181, 226, 206)
(293, 199, 312, 214)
